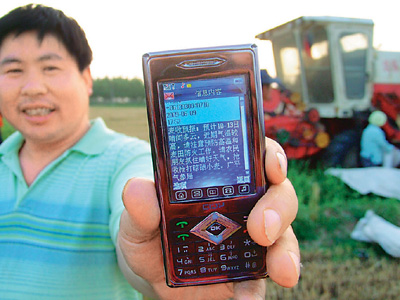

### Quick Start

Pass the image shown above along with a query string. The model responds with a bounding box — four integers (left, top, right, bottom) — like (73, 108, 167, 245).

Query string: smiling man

(0, 4, 300, 300)
(0, 30, 93, 185)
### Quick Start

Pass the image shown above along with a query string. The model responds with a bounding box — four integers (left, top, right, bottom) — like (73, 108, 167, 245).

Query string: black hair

(0, 3, 92, 71)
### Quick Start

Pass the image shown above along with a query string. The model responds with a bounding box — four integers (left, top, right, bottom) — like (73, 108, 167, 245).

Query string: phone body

(142, 44, 267, 287)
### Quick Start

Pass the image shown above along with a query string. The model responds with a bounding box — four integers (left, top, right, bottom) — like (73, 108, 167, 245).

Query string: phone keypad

(171, 213, 266, 279)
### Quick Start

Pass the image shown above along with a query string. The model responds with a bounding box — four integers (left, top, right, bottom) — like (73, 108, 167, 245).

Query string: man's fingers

(247, 137, 296, 246)
(266, 226, 300, 288)
(265, 137, 287, 185)
(255, 137, 300, 288)
(247, 179, 298, 246)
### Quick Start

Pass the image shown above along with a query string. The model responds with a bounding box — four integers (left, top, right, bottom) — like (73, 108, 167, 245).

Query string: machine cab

(256, 16, 374, 118)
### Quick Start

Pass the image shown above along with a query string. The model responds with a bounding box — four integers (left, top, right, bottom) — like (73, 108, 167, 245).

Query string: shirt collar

(0, 130, 24, 157)
(71, 118, 116, 155)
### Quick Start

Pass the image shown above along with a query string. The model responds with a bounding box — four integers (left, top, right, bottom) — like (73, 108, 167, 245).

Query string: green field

(90, 105, 150, 141)
(1, 106, 399, 299)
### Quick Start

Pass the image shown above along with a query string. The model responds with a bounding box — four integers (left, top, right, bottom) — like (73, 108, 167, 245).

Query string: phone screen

(159, 75, 255, 203)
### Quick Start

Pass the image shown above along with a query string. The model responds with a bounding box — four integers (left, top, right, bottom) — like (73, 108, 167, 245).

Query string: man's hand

(118, 138, 300, 300)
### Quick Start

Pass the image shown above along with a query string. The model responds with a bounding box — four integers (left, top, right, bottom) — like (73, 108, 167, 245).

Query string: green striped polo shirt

(0, 118, 153, 299)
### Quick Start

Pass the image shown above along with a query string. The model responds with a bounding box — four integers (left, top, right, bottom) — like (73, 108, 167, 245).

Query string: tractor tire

(321, 129, 361, 168)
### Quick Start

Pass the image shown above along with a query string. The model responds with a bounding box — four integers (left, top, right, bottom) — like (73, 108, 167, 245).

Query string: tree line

(91, 77, 146, 104)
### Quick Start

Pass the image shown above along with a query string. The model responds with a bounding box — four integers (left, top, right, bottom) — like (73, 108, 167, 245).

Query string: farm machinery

(256, 16, 400, 167)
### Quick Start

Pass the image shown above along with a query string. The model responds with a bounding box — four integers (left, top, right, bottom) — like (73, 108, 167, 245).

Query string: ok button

(206, 222, 226, 236)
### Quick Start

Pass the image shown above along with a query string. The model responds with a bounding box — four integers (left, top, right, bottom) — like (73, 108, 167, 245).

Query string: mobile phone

(142, 44, 267, 287)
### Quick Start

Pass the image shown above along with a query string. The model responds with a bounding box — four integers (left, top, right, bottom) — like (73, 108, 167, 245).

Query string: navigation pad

(190, 212, 241, 245)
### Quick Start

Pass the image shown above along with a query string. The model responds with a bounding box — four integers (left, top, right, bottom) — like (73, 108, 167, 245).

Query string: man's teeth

(25, 108, 52, 116)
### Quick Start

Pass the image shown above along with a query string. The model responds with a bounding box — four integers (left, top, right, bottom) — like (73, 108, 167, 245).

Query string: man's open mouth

(23, 107, 54, 116)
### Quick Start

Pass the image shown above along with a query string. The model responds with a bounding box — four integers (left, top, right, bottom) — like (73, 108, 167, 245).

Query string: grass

(89, 105, 150, 141)
(2, 105, 399, 299)
(1, 118, 15, 141)
(289, 160, 400, 253)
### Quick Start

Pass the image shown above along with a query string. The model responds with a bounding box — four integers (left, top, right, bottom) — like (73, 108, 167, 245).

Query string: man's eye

(7, 68, 22, 74)
(44, 66, 59, 71)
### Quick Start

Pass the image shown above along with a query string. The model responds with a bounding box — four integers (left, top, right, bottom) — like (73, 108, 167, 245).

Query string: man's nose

(21, 70, 47, 96)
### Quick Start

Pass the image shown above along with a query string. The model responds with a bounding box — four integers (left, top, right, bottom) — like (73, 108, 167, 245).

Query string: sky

(1, 0, 399, 79)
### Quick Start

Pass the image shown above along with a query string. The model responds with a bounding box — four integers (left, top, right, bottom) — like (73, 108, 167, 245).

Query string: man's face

(0, 31, 92, 146)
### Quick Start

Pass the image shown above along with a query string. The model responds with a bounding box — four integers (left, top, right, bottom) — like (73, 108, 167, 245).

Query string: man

(261, 69, 297, 118)
(0, 4, 300, 299)
(261, 69, 281, 116)
(360, 110, 399, 167)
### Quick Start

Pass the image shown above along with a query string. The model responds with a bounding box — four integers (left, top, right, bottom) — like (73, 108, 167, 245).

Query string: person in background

(261, 69, 299, 119)
(261, 69, 282, 117)
(360, 110, 400, 167)
(0, 4, 300, 299)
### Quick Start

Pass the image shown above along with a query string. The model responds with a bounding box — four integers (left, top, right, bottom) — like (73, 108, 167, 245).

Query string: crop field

(2, 106, 399, 299)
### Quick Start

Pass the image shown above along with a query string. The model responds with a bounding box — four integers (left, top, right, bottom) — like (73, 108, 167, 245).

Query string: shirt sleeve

(108, 138, 154, 245)
(375, 127, 394, 153)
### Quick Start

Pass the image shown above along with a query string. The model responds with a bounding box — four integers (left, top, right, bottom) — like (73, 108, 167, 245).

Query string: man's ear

(82, 66, 93, 96)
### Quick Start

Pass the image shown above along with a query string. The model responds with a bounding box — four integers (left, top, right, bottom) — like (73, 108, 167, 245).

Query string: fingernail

(264, 209, 282, 243)
(288, 251, 301, 278)
(277, 152, 287, 177)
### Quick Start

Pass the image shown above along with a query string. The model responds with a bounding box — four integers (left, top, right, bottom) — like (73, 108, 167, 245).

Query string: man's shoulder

(74, 118, 150, 156)
(365, 124, 384, 135)
(0, 131, 24, 157)
(105, 132, 150, 155)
